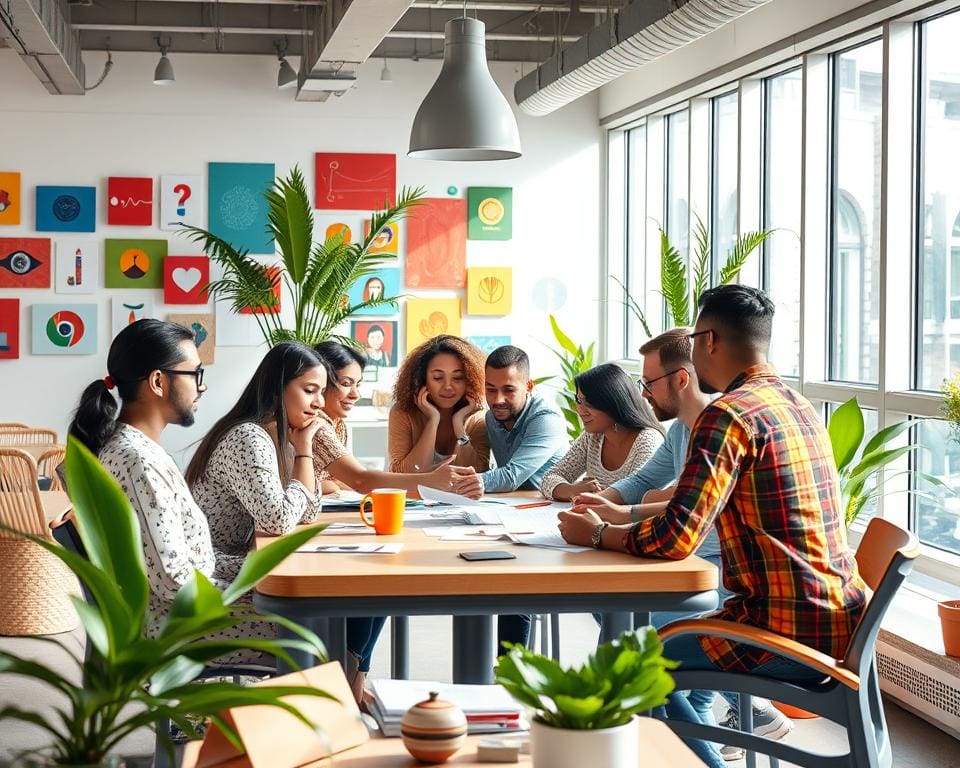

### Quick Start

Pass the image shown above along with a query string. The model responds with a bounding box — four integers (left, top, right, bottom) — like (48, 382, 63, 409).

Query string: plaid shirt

(625, 364, 866, 672)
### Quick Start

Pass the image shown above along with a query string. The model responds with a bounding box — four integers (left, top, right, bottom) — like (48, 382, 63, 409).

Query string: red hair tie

(103, 375, 115, 390)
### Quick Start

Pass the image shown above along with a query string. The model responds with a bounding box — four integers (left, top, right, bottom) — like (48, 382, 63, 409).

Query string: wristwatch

(591, 522, 610, 550)
(456, 434, 471, 446)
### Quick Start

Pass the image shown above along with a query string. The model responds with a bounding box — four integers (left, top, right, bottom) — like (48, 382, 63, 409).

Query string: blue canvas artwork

(31, 303, 98, 355)
(36, 186, 96, 232)
(467, 335, 511, 355)
(208, 162, 275, 255)
(346, 268, 401, 316)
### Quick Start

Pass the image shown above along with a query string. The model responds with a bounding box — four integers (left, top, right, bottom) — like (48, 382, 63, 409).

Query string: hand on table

(570, 492, 632, 524)
(557, 508, 603, 546)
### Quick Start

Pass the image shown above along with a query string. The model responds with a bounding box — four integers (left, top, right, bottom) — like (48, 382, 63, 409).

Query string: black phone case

(459, 550, 517, 561)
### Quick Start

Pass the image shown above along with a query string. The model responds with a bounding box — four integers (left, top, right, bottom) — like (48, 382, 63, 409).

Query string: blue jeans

(346, 616, 387, 673)
(658, 632, 826, 768)
(498, 614, 532, 649)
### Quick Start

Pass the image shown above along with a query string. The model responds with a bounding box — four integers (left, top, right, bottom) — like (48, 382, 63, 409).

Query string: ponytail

(69, 380, 120, 455)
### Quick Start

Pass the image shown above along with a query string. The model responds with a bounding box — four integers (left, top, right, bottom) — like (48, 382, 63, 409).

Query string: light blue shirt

(480, 391, 568, 493)
(611, 420, 722, 562)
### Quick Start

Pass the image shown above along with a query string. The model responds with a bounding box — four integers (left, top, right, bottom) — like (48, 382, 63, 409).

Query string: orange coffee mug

(359, 488, 406, 535)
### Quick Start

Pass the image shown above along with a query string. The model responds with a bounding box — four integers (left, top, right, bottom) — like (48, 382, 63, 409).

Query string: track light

(380, 58, 393, 83)
(153, 36, 174, 85)
(275, 38, 297, 89)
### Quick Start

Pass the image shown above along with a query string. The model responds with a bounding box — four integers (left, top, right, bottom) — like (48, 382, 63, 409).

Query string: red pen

(513, 500, 552, 509)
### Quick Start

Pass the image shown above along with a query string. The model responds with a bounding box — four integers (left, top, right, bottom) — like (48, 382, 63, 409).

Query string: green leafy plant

(0, 437, 332, 765)
(828, 397, 950, 527)
(184, 166, 424, 347)
(545, 314, 595, 440)
(494, 628, 676, 730)
(941, 373, 960, 442)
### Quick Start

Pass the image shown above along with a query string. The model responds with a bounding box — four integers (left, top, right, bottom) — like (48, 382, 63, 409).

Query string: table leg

(326, 617, 347, 668)
(633, 611, 651, 629)
(391, 615, 410, 680)
(599, 612, 633, 644)
(452, 616, 494, 684)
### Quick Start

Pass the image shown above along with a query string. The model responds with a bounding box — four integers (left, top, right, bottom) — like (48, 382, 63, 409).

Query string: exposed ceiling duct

(0, 0, 85, 95)
(514, 0, 772, 117)
(297, 0, 413, 101)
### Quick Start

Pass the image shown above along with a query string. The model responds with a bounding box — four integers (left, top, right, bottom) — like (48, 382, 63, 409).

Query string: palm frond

(690, 214, 711, 310)
(265, 165, 313, 284)
(608, 276, 652, 339)
(658, 227, 690, 326)
(719, 229, 773, 285)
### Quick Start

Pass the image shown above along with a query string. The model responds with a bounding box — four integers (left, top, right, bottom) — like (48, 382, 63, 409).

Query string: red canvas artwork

(314, 153, 396, 211)
(239, 265, 281, 314)
(405, 198, 467, 289)
(0, 298, 19, 359)
(107, 177, 153, 226)
(0, 237, 51, 288)
(164, 256, 210, 304)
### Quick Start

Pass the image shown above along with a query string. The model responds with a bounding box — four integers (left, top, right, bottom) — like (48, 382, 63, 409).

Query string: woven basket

(0, 539, 79, 635)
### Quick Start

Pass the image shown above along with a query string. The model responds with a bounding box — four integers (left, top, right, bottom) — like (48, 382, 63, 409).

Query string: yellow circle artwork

(477, 197, 505, 226)
(119, 248, 150, 279)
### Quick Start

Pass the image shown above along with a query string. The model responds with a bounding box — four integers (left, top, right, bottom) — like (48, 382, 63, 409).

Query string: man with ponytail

(68, 319, 273, 663)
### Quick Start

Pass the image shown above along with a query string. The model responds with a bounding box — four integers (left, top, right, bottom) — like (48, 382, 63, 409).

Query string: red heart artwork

(164, 256, 210, 304)
(107, 177, 153, 226)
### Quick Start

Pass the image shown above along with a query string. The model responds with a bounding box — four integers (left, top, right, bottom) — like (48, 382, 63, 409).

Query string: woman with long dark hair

(69, 319, 273, 663)
(540, 363, 664, 501)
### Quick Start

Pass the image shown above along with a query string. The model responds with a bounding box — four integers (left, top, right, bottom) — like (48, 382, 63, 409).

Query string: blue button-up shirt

(480, 391, 568, 493)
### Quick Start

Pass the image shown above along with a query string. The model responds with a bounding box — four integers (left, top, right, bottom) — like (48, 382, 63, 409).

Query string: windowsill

(880, 571, 960, 673)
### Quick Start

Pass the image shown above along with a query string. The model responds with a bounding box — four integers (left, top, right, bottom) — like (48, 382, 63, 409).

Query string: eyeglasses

(687, 329, 713, 341)
(639, 368, 686, 393)
(161, 366, 205, 388)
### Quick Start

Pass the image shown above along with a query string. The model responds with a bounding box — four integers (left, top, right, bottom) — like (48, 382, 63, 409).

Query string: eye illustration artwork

(0, 250, 42, 276)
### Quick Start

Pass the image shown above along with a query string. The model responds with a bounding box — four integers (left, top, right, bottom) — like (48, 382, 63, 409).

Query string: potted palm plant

(0, 437, 333, 766)
(544, 314, 595, 440)
(183, 166, 424, 346)
(494, 628, 675, 768)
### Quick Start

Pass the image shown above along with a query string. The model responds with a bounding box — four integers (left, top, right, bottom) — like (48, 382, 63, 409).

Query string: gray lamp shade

(277, 58, 297, 89)
(153, 54, 175, 85)
(409, 17, 521, 161)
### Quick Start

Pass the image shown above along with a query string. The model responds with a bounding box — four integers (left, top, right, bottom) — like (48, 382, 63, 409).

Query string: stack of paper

(367, 679, 526, 737)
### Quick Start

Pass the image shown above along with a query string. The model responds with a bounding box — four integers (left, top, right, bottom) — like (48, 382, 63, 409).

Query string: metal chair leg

(550, 613, 561, 661)
(738, 693, 756, 768)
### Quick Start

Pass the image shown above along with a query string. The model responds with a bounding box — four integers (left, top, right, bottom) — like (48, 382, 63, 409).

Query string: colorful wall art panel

(405, 198, 466, 289)
(467, 335, 512, 356)
(0, 238, 51, 288)
(104, 239, 167, 289)
(168, 312, 215, 364)
(160, 174, 203, 230)
(31, 303, 97, 355)
(468, 187, 512, 240)
(346, 268, 401, 316)
(238, 265, 281, 315)
(111, 296, 155, 338)
(363, 220, 399, 255)
(405, 298, 461, 352)
(208, 162, 275, 254)
(0, 172, 21, 225)
(466, 267, 512, 316)
(107, 177, 153, 226)
(36, 186, 96, 232)
(55, 240, 100, 294)
(324, 222, 353, 244)
(0, 298, 19, 359)
(315, 153, 396, 211)
(164, 256, 209, 304)
(352, 320, 397, 368)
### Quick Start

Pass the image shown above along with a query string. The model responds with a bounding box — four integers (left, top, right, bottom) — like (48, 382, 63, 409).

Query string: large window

(830, 40, 883, 384)
(711, 92, 739, 274)
(914, 419, 960, 556)
(763, 69, 803, 378)
(666, 110, 690, 258)
(626, 125, 647, 352)
(917, 11, 960, 390)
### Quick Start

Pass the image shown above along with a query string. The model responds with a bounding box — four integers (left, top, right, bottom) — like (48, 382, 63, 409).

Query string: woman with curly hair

(388, 335, 489, 493)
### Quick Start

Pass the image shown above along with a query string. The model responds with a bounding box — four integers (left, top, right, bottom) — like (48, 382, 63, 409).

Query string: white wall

(0, 50, 601, 463)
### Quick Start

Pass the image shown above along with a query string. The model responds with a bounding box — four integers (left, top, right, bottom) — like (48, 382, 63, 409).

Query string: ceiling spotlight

(153, 36, 174, 85)
(276, 38, 297, 89)
(380, 58, 393, 83)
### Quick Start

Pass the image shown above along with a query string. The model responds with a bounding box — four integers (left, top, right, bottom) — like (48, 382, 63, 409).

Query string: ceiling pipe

(1, 0, 85, 94)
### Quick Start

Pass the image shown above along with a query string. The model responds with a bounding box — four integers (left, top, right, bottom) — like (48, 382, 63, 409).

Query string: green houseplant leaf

(659, 228, 690, 327)
(828, 398, 865, 473)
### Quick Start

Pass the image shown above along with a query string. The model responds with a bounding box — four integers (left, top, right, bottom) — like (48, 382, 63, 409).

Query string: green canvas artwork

(104, 238, 167, 289)
(468, 187, 512, 240)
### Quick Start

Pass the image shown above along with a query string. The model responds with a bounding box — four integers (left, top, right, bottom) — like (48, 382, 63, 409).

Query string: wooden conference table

(254, 499, 718, 684)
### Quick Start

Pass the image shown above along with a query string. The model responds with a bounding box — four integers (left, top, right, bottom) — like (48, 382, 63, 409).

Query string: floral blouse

(192, 422, 325, 559)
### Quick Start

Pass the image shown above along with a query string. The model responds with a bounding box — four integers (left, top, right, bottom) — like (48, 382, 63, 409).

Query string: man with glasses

(560, 286, 865, 766)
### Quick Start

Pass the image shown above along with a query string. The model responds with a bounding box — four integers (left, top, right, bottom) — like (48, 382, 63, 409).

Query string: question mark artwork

(160, 174, 202, 230)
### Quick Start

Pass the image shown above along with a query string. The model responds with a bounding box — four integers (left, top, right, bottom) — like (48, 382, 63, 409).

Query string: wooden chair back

(0, 428, 59, 446)
(0, 423, 30, 430)
(0, 448, 47, 539)
(37, 447, 67, 491)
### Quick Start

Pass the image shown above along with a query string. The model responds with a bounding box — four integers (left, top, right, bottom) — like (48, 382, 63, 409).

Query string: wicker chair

(0, 448, 79, 635)
(0, 423, 30, 430)
(37, 446, 67, 491)
(0, 427, 59, 446)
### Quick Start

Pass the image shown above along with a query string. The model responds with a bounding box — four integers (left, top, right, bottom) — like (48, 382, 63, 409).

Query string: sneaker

(720, 743, 745, 761)
(717, 703, 794, 759)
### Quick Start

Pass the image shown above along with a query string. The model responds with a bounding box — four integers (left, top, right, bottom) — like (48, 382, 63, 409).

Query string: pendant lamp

(408, 16, 521, 161)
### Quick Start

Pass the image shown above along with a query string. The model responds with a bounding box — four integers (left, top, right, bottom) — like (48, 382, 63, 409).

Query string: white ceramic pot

(530, 716, 639, 768)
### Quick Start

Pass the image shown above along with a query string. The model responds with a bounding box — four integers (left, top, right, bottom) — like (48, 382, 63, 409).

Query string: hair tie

(103, 375, 115, 390)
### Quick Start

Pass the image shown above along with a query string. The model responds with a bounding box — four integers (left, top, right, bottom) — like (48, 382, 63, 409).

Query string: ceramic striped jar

(400, 691, 468, 764)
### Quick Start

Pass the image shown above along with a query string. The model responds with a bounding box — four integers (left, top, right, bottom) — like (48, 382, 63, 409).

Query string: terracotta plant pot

(772, 701, 819, 719)
(938, 599, 960, 657)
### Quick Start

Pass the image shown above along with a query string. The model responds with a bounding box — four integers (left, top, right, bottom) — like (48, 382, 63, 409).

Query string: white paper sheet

(417, 485, 491, 507)
(508, 532, 591, 553)
(296, 543, 404, 554)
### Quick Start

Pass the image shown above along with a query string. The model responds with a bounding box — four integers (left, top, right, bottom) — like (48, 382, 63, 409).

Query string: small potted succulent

(494, 628, 676, 768)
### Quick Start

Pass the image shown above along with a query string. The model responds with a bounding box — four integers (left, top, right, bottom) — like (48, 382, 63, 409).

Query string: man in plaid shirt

(560, 285, 866, 766)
